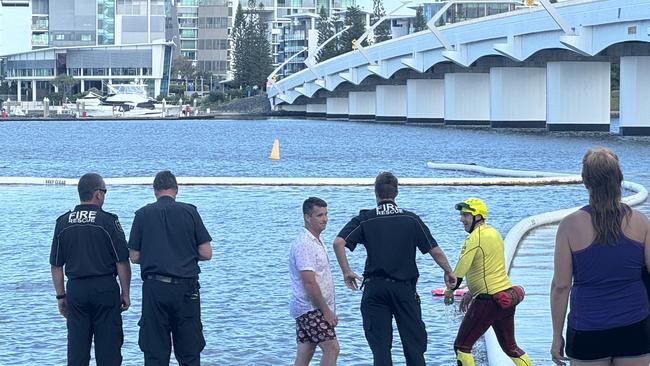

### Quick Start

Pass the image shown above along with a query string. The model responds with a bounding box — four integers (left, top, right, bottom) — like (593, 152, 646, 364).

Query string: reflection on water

(0, 118, 648, 365)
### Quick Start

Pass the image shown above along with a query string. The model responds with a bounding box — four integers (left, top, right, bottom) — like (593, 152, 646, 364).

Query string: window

(181, 29, 198, 38)
(181, 40, 197, 49)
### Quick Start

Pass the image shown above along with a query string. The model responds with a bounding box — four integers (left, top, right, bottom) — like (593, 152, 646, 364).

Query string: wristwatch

(56, 294, 66, 300)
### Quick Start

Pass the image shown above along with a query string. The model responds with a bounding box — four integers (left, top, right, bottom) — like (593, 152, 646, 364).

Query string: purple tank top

(568, 206, 649, 331)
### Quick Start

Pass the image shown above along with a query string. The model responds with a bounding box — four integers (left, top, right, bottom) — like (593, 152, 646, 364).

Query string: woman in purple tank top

(551, 147, 650, 366)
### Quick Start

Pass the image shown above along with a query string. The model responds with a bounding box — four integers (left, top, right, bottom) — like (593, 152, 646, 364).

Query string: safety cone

(269, 139, 280, 160)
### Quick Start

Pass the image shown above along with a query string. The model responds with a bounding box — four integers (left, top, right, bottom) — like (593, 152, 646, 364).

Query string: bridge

(268, 0, 650, 135)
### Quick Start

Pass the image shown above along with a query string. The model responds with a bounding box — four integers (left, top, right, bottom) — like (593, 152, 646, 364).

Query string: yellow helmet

(455, 197, 488, 219)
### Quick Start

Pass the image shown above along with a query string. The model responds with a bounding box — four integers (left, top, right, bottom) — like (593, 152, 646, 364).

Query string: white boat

(66, 83, 181, 118)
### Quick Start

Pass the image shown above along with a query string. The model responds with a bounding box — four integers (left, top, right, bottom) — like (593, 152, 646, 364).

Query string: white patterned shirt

(289, 227, 336, 318)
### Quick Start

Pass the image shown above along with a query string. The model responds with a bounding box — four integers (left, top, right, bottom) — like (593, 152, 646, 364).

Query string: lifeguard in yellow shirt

(445, 197, 532, 366)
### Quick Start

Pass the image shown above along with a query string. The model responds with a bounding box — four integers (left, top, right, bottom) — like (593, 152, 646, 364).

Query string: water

(0, 118, 648, 365)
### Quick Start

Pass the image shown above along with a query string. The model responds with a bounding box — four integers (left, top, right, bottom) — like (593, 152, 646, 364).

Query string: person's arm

(198, 241, 212, 261)
(51, 265, 67, 318)
(127, 210, 143, 264)
(192, 207, 213, 261)
(129, 249, 141, 264)
(333, 236, 362, 290)
(453, 237, 478, 282)
(116, 260, 131, 311)
(300, 270, 338, 327)
(550, 218, 573, 366)
(428, 246, 456, 289)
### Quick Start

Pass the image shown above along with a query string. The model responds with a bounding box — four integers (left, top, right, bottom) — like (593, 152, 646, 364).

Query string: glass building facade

(1, 1, 175, 100)
(273, 0, 354, 75)
(422, 0, 519, 26)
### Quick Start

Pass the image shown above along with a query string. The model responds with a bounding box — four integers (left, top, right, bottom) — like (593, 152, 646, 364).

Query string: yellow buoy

(269, 139, 280, 160)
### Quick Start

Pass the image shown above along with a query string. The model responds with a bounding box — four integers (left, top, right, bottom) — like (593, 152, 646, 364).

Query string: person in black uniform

(50, 172, 131, 366)
(333, 171, 456, 365)
(128, 170, 213, 366)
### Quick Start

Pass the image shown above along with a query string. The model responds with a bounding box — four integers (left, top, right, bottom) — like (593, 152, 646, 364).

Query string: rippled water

(0, 118, 648, 365)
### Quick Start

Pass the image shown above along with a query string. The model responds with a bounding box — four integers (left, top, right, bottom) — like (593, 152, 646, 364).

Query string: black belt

(145, 274, 197, 284)
(476, 293, 494, 300)
(70, 274, 116, 281)
(362, 276, 414, 290)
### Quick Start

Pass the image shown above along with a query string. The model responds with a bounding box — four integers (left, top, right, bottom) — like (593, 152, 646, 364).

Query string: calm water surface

(0, 118, 648, 365)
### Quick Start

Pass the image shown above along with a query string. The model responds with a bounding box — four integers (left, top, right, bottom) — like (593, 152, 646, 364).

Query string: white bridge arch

(269, 0, 650, 135)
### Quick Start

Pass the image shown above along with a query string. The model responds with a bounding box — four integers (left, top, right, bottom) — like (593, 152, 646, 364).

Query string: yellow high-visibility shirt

(454, 223, 512, 296)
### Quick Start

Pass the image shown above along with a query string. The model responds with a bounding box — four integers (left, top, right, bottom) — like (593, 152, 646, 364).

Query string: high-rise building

(172, 0, 230, 79)
(244, 0, 354, 80)
(277, 13, 318, 78)
(418, 0, 520, 26)
(0, 0, 175, 101)
(197, 0, 230, 77)
(176, 0, 199, 60)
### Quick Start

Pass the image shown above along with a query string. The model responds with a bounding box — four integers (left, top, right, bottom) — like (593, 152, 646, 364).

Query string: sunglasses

(455, 202, 475, 212)
(96, 188, 107, 193)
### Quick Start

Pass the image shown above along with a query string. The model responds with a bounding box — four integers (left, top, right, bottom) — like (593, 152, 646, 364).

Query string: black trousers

(138, 279, 205, 366)
(360, 279, 427, 366)
(66, 276, 123, 366)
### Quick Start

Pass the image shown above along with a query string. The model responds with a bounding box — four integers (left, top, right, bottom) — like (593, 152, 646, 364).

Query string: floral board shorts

(295, 309, 337, 344)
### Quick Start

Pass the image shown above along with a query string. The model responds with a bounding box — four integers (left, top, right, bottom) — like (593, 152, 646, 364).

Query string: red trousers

(454, 296, 525, 358)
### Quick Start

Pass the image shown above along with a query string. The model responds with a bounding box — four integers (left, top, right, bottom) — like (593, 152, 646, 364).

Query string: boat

(66, 82, 181, 118)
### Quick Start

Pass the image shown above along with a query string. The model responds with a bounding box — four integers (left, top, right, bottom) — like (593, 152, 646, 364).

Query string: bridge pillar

(279, 104, 306, 116)
(326, 97, 349, 119)
(306, 103, 326, 118)
(619, 56, 650, 136)
(406, 79, 444, 124)
(490, 67, 546, 128)
(444, 73, 490, 126)
(375, 85, 407, 122)
(546, 61, 610, 131)
(349, 91, 376, 120)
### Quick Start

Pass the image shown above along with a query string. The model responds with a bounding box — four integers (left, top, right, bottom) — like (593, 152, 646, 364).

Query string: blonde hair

(581, 147, 630, 244)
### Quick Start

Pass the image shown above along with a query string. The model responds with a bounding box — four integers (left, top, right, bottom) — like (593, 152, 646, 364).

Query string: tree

(250, 2, 273, 89)
(316, 6, 337, 62)
(231, 1, 272, 90)
(371, 0, 391, 43)
(338, 6, 367, 54)
(414, 5, 427, 32)
(171, 56, 195, 81)
(51, 74, 79, 100)
(231, 3, 250, 87)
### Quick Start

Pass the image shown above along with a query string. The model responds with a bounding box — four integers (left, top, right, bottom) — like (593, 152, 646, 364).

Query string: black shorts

(566, 316, 650, 360)
(295, 309, 336, 344)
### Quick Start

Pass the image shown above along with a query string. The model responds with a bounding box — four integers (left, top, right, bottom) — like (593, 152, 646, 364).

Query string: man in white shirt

(289, 197, 339, 366)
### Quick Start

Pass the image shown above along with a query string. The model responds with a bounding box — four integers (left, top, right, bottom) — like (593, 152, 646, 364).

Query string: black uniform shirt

(337, 200, 437, 281)
(49, 204, 129, 279)
(128, 195, 212, 279)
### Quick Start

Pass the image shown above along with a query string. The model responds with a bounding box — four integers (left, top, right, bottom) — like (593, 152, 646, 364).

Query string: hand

(322, 308, 338, 327)
(120, 292, 130, 312)
(443, 289, 455, 305)
(459, 291, 472, 313)
(343, 271, 363, 291)
(57, 298, 67, 318)
(444, 271, 457, 290)
(551, 335, 569, 365)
